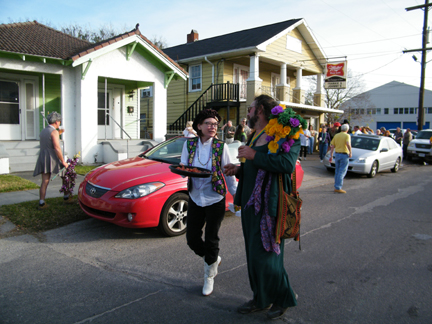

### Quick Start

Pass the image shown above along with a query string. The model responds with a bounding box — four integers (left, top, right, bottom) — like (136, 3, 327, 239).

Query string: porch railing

(261, 85, 279, 101)
(168, 82, 240, 133)
(106, 113, 132, 157)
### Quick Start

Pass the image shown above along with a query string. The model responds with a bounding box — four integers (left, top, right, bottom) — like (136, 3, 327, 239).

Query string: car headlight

(115, 182, 165, 199)
(357, 157, 366, 163)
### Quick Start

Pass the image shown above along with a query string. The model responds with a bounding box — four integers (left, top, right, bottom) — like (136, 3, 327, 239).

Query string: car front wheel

(391, 157, 400, 173)
(158, 193, 188, 237)
(367, 160, 378, 178)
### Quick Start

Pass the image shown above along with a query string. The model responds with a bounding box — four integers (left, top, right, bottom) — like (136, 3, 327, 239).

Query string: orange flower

(268, 140, 279, 153)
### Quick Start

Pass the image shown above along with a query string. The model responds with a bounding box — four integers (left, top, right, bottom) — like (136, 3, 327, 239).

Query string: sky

(1, 0, 430, 92)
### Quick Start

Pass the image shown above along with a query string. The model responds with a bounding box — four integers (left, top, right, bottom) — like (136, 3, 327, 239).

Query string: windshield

(351, 137, 380, 151)
(415, 130, 432, 139)
(143, 137, 187, 164)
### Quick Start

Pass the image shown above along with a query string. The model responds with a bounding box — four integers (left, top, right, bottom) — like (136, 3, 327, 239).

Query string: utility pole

(404, 0, 432, 130)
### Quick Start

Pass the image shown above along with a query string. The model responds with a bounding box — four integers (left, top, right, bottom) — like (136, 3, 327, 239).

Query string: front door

(98, 90, 113, 139)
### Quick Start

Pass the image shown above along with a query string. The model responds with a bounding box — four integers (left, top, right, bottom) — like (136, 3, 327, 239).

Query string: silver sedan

(323, 134, 403, 178)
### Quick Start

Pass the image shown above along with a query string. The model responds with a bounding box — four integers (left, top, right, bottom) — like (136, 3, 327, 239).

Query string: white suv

(407, 129, 432, 162)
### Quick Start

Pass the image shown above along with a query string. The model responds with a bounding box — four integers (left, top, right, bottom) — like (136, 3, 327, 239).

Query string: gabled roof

(71, 24, 187, 75)
(164, 18, 305, 61)
(0, 21, 91, 60)
(0, 21, 187, 78)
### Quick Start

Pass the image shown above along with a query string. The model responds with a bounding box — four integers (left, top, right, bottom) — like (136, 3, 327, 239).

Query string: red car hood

(86, 156, 181, 191)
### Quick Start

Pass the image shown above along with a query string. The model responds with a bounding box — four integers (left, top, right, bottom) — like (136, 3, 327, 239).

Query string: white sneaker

(203, 256, 222, 296)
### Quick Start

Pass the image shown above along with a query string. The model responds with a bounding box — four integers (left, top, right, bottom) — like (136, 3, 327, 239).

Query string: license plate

(419, 153, 426, 157)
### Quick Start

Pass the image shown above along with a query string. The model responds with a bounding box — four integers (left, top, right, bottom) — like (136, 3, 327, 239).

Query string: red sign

(326, 62, 345, 77)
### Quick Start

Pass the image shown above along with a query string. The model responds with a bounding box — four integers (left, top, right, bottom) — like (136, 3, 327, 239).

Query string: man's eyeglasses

(204, 122, 218, 128)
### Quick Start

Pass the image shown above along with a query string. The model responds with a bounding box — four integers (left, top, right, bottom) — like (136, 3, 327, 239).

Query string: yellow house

(161, 18, 343, 137)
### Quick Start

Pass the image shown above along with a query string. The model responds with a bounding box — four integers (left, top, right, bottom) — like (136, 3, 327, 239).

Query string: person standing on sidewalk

(33, 112, 69, 210)
(329, 124, 352, 194)
(221, 120, 236, 144)
(299, 127, 310, 160)
(402, 128, 412, 160)
(318, 126, 330, 162)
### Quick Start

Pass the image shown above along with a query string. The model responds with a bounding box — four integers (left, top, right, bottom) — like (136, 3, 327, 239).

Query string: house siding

(263, 29, 322, 75)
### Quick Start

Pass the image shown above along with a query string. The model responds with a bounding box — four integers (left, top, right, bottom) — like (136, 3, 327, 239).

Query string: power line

(321, 33, 420, 49)
(356, 55, 404, 76)
(380, 0, 422, 33)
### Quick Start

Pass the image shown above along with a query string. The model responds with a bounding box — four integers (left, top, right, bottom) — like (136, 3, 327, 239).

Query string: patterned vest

(186, 137, 226, 196)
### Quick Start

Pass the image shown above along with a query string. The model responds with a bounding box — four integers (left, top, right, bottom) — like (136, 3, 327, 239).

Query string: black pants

(300, 146, 308, 158)
(186, 197, 226, 265)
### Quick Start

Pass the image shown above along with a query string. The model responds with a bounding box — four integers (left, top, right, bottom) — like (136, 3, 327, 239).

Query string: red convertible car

(78, 137, 303, 237)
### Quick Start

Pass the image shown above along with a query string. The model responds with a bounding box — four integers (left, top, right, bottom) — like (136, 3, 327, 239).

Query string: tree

(305, 70, 374, 124)
(60, 23, 124, 43)
(149, 35, 168, 50)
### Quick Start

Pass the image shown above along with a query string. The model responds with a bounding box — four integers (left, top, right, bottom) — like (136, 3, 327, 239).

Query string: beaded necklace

(196, 139, 212, 166)
(194, 140, 212, 189)
(249, 129, 265, 147)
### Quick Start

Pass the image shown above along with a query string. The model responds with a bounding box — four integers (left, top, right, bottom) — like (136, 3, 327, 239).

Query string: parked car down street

(78, 136, 304, 237)
(406, 129, 432, 162)
(323, 134, 402, 178)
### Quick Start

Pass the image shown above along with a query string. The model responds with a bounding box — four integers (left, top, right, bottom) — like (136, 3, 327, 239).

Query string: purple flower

(271, 106, 284, 115)
(287, 139, 295, 146)
(216, 143, 221, 148)
(212, 166, 216, 172)
(266, 135, 275, 142)
(215, 152, 218, 156)
(281, 141, 291, 153)
(289, 118, 300, 127)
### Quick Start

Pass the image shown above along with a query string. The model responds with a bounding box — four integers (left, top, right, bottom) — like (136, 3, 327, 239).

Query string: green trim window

(189, 64, 202, 92)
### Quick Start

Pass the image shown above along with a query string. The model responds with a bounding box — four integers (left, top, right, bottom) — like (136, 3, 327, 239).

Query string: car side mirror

(380, 148, 389, 153)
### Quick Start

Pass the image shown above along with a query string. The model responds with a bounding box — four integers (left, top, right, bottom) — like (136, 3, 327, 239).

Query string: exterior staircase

(168, 82, 240, 133)
(0, 141, 62, 173)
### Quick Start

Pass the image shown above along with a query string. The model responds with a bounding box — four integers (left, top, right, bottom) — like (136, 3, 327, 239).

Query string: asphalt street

(1, 155, 431, 323)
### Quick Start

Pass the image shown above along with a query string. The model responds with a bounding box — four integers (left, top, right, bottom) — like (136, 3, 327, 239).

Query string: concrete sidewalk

(0, 171, 86, 206)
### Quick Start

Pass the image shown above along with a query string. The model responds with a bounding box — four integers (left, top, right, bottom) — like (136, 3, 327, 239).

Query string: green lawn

(0, 197, 89, 236)
(0, 174, 39, 193)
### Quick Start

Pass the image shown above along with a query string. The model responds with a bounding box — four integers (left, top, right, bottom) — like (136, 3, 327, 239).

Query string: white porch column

(314, 74, 325, 107)
(152, 80, 167, 142)
(293, 67, 304, 104)
(279, 63, 288, 86)
(294, 67, 303, 89)
(276, 63, 290, 101)
(315, 73, 323, 94)
(246, 54, 262, 81)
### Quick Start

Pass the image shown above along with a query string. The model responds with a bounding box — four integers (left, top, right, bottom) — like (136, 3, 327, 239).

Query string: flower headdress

(264, 104, 307, 154)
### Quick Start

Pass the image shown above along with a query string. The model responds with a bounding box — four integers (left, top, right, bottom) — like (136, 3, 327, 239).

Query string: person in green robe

(224, 95, 300, 320)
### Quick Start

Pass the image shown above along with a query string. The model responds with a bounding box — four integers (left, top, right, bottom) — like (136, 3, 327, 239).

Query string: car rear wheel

(326, 167, 334, 172)
(158, 193, 188, 237)
(391, 157, 401, 173)
(367, 160, 378, 178)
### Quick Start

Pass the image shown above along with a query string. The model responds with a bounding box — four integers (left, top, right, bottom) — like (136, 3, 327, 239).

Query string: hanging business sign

(324, 61, 347, 89)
